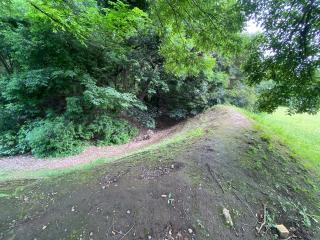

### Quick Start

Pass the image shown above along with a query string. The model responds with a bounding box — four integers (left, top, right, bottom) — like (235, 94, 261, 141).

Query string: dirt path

(0, 107, 249, 172)
(0, 107, 319, 240)
(0, 124, 181, 172)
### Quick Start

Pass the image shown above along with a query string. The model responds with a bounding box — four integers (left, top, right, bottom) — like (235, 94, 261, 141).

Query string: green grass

(241, 107, 320, 176)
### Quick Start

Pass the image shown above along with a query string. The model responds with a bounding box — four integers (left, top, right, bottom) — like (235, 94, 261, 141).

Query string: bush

(126, 107, 156, 129)
(0, 131, 20, 156)
(0, 125, 32, 156)
(26, 118, 83, 158)
(85, 115, 138, 146)
(0, 115, 138, 158)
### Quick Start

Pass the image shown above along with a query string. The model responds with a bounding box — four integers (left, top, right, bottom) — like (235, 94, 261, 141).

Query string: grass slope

(241, 107, 320, 176)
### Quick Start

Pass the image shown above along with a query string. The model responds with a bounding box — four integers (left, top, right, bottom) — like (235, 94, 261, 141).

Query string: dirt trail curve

(0, 123, 180, 172)
(0, 107, 249, 172)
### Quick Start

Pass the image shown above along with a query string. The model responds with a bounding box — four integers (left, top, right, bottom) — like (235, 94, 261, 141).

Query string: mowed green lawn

(244, 107, 320, 176)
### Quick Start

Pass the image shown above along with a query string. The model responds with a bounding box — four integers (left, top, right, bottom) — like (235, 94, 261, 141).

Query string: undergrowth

(0, 115, 138, 158)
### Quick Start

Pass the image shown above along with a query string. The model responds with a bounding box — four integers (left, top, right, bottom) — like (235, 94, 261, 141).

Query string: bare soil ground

(0, 106, 319, 240)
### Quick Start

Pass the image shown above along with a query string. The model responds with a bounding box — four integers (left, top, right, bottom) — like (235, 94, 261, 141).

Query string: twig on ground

(111, 216, 124, 237)
(118, 223, 135, 240)
(257, 204, 267, 234)
(205, 163, 225, 193)
(106, 217, 114, 239)
(231, 186, 258, 227)
(113, 230, 125, 236)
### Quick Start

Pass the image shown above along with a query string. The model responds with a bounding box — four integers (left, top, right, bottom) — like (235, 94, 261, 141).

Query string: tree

(243, 0, 320, 113)
(25, 0, 245, 78)
(0, 0, 148, 157)
(150, 0, 245, 77)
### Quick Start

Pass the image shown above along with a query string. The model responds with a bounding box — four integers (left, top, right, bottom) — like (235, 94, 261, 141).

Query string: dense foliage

(244, 0, 320, 113)
(0, 0, 318, 157)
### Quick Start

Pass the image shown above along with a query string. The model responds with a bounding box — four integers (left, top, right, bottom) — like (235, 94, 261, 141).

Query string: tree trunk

(0, 52, 13, 75)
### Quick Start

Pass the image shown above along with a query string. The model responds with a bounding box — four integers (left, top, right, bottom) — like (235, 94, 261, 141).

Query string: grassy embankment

(241, 107, 320, 177)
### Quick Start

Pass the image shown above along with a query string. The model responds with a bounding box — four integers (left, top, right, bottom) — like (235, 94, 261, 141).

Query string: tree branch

(27, 1, 69, 31)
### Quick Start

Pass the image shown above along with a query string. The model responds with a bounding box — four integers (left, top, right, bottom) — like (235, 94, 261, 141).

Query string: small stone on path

(275, 224, 289, 239)
(222, 208, 233, 227)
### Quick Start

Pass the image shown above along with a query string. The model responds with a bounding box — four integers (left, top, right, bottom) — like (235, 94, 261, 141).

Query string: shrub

(85, 115, 138, 146)
(0, 131, 19, 156)
(83, 84, 146, 113)
(26, 118, 83, 158)
(126, 107, 156, 129)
